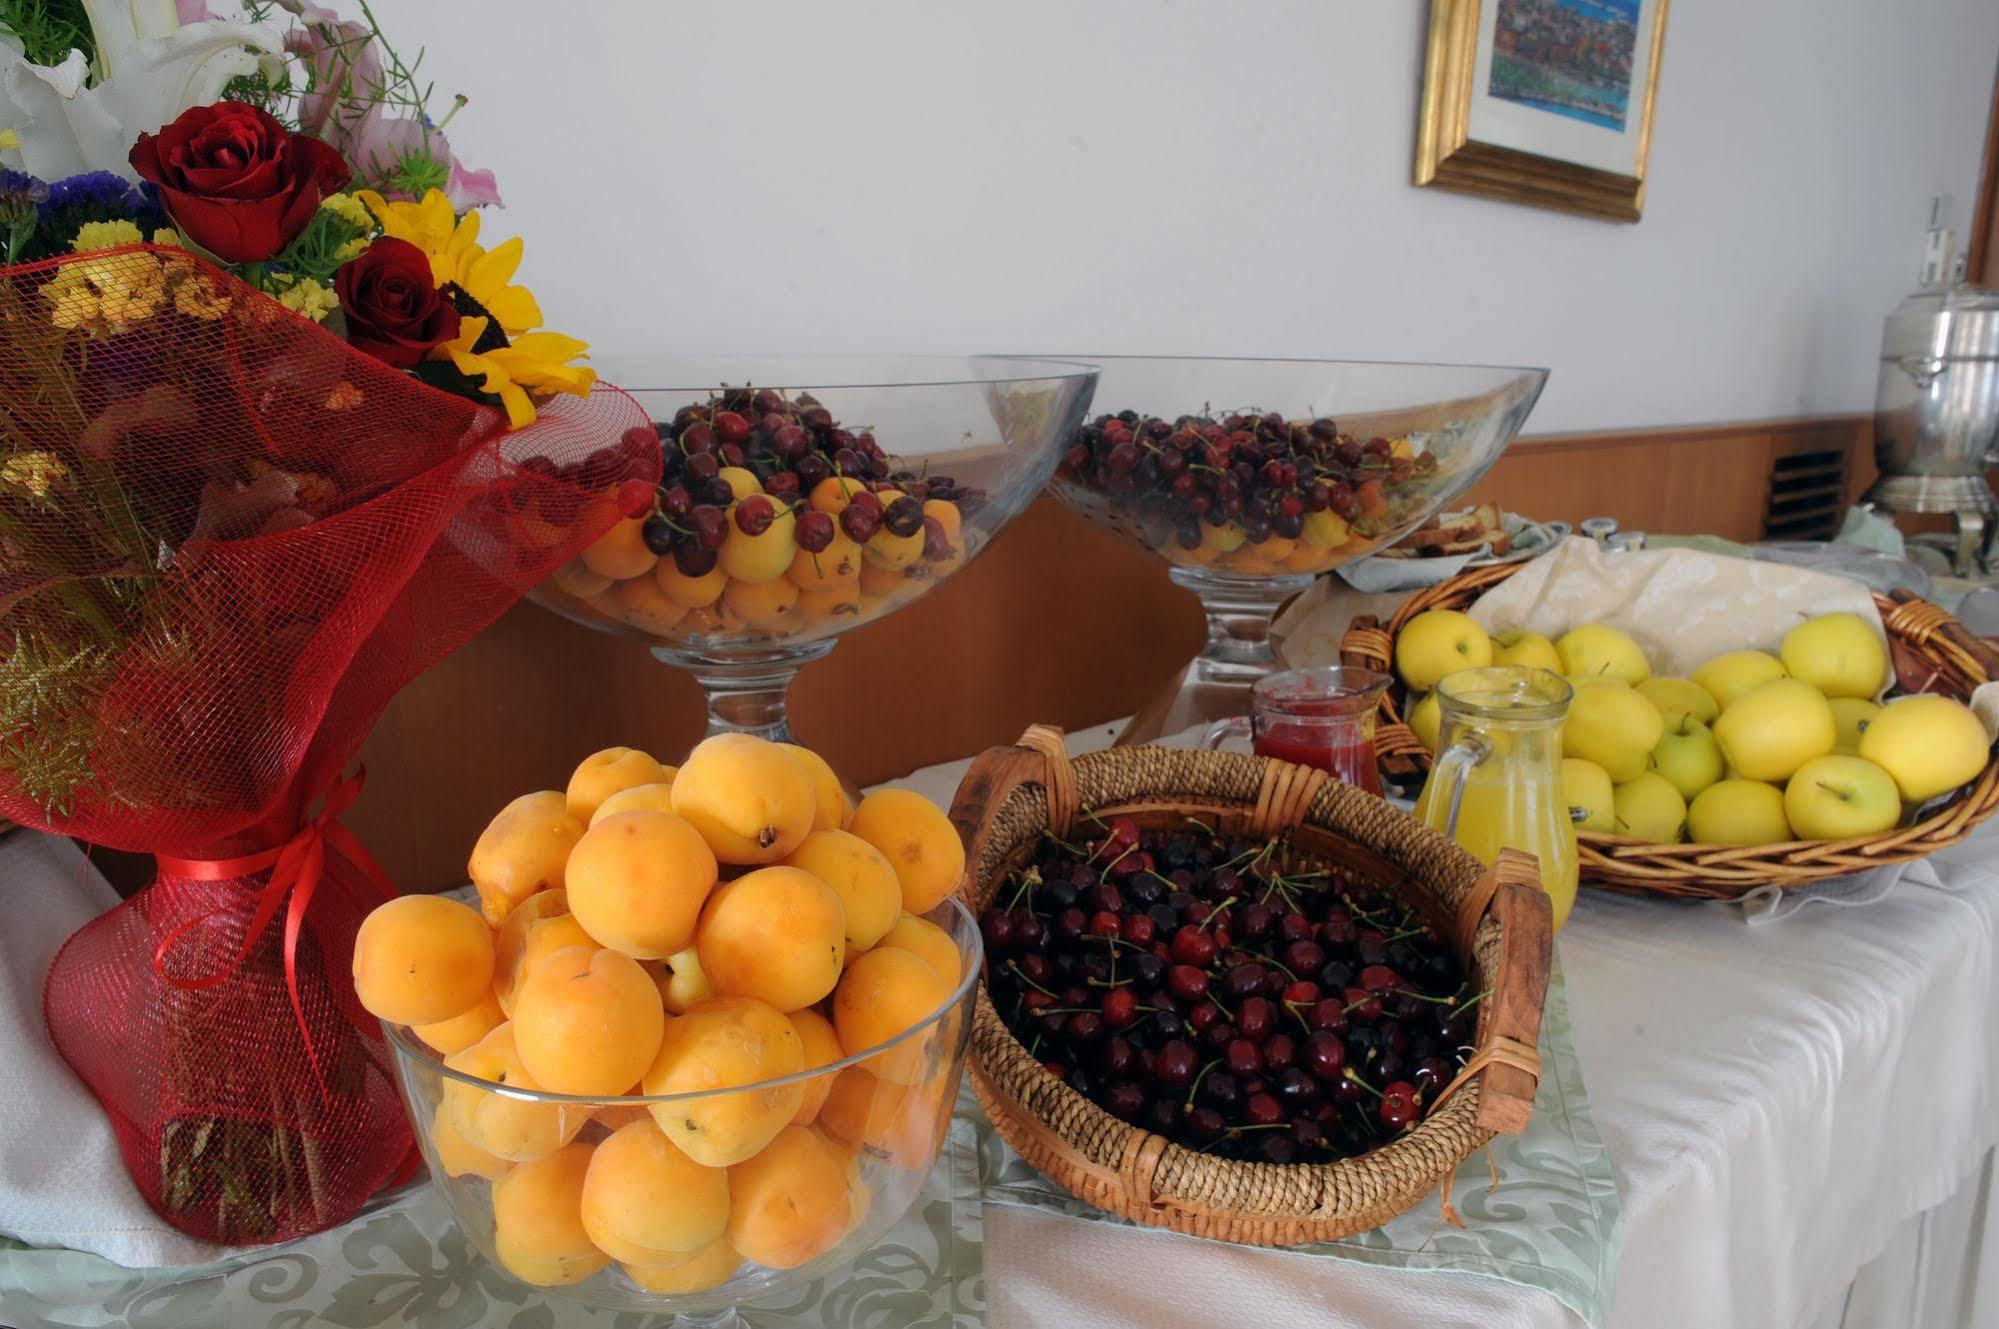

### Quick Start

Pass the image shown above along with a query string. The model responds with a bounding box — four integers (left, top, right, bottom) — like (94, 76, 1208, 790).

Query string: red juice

(1253, 715, 1382, 795)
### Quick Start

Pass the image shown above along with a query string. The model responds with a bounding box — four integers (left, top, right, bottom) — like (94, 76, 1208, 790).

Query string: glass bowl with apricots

(353, 735, 981, 1316)
(526, 357, 1098, 742)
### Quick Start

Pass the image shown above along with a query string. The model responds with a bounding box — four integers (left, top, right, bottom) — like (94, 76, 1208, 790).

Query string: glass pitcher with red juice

(1201, 666, 1392, 794)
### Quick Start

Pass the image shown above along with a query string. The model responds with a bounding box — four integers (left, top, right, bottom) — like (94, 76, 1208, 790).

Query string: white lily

(0, 0, 286, 181)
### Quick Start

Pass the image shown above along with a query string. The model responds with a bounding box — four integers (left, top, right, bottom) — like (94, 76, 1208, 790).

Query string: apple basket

(1340, 561, 1999, 901)
(950, 725, 1552, 1246)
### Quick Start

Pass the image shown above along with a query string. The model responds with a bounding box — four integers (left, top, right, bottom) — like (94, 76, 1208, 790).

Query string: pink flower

(175, 0, 213, 21)
(278, 1, 381, 143)
(342, 103, 501, 210)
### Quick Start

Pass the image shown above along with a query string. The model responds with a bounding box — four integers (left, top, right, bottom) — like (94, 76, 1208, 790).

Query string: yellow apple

(1556, 624, 1651, 685)
(1783, 755, 1901, 839)
(1407, 691, 1443, 754)
(1858, 694, 1991, 804)
(1780, 612, 1888, 700)
(1828, 697, 1882, 756)
(1563, 679, 1664, 783)
(1648, 717, 1724, 801)
(1636, 676, 1719, 727)
(1687, 779, 1792, 846)
(1611, 772, 1686, 843)
(1560, 758, 1615, 833)
(1691, 650, 1787, 712)
(1395, 610, 1491, 691)
(1710, 678, 1835, 782)
(1491, 629, 1563, 675)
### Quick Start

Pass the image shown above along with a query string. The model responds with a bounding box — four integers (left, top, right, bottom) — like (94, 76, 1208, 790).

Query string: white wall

(371, 0, 1999, 434)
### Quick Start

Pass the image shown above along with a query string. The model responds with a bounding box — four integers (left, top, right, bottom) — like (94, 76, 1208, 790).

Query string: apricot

(589, 778, 678, 827)
(863, 524, 923, 571)
(513, 945, 666, 1095)
(808, 476, 863, 514)
(581, 1120, 731, 1264)
(695, 866, 845, 1012)
(580, 517, 658, 582)
(551, 560, 613, 599)
(443, 1023, 587, 1162)
(566, 746, 673, 823)
(641, 996, 806, 1166)
(833, 946, 951, 1084)
(857, 559, 910, 598)
(594, 1100, 652, 1131)
(725, 1126, 852, 1269)
(782, 744, 853, 832)
(493, 889, 596, 1017)
(797, 583, 863, 626)
(565, 809, 719, 959)
(922, 499, 962, 549)
(718, 506, 797, 584)
(846, 788, 965, 915)
(467, 790, 584, 925)
(781, 829, 898, 952)
(717, 465, 763, 502)
(656, 557, 728, 609)
(612, 574, 689, 634)
(430, 1103, 510, 1181)
(874, 913, 961, 986)
(492, 1141, 609, 1286)
(672, 733, 817, 864)
(352, 894, 494, 1025)
(786, 529, 863, 590)
(787, 1007, 844, 1126)
(625, 1236, 741, 1294)
(413, 990, 504, 1057)
(816, 1066, 942, 1168)
(720, 575, 799, 629)
(656, 946, 715, 1014)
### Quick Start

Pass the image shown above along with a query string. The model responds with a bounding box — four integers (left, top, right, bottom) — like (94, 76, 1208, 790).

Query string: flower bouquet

(1, 1, 657, 1243)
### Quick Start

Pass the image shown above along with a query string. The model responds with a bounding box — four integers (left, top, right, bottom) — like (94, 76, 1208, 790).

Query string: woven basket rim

(1339, 564, 1999, 900)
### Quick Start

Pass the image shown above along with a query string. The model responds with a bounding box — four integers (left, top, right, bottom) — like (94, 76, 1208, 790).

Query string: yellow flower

(0, 129, 20, 153)
(320, 192, 375, 231)
(272, 275, 339, 323)
(324, 381, 365, 411)
(358, 188, 538, 333)
(358, 188, 592, 427)
(42, 254, 165, 336)
(333, 237, 368, 262)
(172, 270, 232, 321)
(151, 228, 185, 248)
(71, 219, 145, 252)
(438, 317, 596, 428)
(0, 451, 69, 498)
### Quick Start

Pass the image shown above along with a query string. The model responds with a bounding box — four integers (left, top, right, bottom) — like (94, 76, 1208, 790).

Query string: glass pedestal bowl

(529, 358, 1098, 742)
(385, 898, 980, 1325)
(1045, 357, 1548, 742)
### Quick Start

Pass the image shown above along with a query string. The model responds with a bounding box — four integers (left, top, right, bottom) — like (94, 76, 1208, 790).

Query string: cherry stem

(1344, 1069, 1383, 1100)
(1184, 1059, 1220, 1112)
(1196, 896, 1239, 934)
(1006, 961, 1060, 999)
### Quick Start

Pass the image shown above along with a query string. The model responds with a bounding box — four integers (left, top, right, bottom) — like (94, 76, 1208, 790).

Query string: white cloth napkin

(0, 832, 255, 1268)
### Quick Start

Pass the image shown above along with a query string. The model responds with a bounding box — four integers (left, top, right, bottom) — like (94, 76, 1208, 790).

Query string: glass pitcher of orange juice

(1412, 666, 1578, 931)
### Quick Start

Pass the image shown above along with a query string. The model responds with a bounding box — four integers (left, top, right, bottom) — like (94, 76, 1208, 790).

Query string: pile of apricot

(352, 734, 969, 1292)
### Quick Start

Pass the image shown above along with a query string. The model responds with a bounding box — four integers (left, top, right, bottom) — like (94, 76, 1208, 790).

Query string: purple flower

(40, 171, 167, 233)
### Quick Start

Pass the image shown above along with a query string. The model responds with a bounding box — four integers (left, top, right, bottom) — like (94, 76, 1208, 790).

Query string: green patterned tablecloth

(1, 956, 1615, 1329)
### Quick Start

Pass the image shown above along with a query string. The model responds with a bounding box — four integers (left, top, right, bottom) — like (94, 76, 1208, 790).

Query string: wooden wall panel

(331, 414, 1873, 892)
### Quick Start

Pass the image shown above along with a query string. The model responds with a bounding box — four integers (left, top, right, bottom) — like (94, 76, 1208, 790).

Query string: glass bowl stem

(650, 640, 837, 742)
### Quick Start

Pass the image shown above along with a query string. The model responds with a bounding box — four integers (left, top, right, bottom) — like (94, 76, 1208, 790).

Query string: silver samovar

(1864, 281, 1999, 575)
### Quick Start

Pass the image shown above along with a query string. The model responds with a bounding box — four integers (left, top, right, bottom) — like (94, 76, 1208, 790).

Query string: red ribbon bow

(150, 766, 396, 1100)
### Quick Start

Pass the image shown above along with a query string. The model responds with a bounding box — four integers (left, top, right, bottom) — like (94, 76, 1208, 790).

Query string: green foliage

(0, 0, 93, 69)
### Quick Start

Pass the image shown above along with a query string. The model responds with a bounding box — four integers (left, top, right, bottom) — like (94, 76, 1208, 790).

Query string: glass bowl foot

(1117, 568, 1314, 745)
(651, 640, 837, 742)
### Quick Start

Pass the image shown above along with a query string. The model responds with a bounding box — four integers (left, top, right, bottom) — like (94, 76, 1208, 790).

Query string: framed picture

(1416, 0, 1669, 222)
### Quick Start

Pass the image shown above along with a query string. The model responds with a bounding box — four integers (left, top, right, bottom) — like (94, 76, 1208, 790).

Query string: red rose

(335, 237, 461, 369)
(130, 102, 350, 264)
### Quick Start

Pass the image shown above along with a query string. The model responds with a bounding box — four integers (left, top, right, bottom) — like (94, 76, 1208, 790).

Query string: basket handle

(1883, 588, 1999, 685)
(949, 724, 1078, 908)
(1339, 614, 1392, 671)
(1464, 850, 1552, 1135)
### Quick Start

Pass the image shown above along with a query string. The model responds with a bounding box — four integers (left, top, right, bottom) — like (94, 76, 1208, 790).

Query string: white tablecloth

(890, 728, 1999, 1329)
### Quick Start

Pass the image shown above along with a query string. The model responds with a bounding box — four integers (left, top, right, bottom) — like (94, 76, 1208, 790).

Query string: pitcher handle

(1201, 716, 1252, 751)
(1430, 734, 1492, 839)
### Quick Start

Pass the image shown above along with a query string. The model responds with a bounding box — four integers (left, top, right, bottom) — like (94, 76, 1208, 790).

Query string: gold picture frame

(1416, 0, 1669, 222)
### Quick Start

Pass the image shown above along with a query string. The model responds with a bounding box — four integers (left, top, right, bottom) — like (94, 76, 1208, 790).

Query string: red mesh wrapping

(1, 246, 657, 1244)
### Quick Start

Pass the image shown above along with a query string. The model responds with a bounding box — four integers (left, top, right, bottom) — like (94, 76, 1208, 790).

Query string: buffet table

(3, 722, 1997, 1329)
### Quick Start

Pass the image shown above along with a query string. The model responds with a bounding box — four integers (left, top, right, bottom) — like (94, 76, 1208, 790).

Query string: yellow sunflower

(354, 188, 592, 426)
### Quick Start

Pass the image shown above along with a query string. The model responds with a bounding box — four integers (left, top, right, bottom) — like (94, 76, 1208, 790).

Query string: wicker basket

(948, 724, 1552, 1246)
(1340, 562, 1999, 901)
